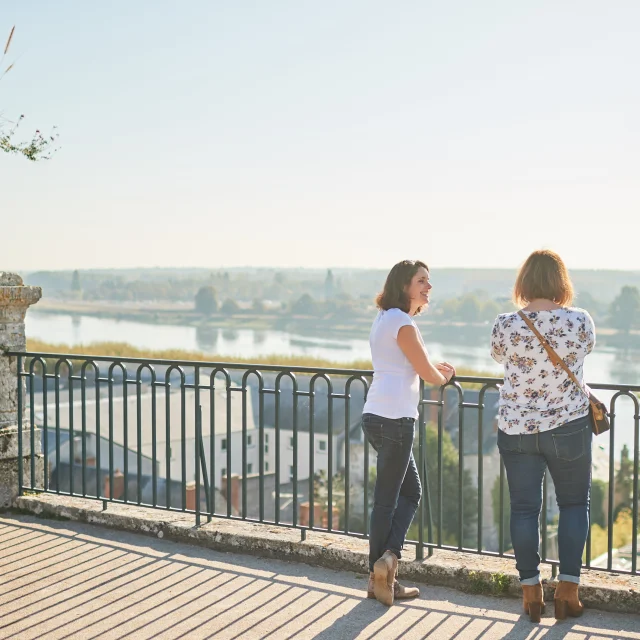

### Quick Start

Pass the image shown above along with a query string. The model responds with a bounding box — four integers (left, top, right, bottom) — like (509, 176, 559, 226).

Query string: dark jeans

(497, 415, 592, 585)
(362, 413, 422, 572)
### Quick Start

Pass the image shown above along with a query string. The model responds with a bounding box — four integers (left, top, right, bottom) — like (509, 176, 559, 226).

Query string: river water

(26, 311, 640, 453)
(26, 311, 640, 384)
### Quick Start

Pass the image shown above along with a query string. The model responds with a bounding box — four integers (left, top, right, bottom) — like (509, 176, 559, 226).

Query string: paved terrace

(2, 514, 640, 640)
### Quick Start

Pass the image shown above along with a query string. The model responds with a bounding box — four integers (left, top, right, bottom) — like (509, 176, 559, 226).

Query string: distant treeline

(26, 267, 640, 332)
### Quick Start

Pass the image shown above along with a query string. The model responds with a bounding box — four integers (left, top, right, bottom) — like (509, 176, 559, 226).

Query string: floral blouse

(490, 308, 596, 434)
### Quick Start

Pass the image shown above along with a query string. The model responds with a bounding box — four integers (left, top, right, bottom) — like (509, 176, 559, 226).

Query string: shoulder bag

(517, 311, 610, 435)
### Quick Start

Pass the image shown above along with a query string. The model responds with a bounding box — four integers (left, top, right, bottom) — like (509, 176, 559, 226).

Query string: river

(26, 311, 640, 453)
(26, 311, 640, 384)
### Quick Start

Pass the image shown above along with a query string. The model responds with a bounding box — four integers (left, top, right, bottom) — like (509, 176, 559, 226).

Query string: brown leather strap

(517, 311, 591, 404)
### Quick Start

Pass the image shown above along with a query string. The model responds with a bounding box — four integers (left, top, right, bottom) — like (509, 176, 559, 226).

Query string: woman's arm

(490, 317, 506, 364)
(397, 325, 454, 385)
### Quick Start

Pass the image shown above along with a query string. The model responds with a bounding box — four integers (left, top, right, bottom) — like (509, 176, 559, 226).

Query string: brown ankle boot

(367, 572, 375, 599)
(373, 550, 398, 606)
(554, 581, 583, 620)
(522, 584, 545, 622)
(394, 580, 419, 599)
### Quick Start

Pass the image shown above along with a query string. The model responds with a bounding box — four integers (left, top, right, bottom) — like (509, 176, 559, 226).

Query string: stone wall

(0, 272, 42, 506)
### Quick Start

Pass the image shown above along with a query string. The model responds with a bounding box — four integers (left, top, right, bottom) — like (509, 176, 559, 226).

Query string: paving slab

(1, 513, 640, 640)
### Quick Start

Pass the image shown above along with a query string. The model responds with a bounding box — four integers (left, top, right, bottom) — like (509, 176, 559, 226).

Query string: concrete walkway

(1, 514, 639, 640)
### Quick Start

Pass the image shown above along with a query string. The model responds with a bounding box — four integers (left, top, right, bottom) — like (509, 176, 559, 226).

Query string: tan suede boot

(367, 572, 375, 599)
(373, 550, 398, 606)
(522, 584, 545, 622)
(394, 580, 419, 599)
(554, 581, 583, 620)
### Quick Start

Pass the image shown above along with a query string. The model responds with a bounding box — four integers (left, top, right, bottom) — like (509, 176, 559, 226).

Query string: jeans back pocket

(497, 429, 521, 453)
(552, 426, 586, 462)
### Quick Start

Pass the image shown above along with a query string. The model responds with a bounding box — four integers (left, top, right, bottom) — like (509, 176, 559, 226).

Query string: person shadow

(309, 579, 637, 640)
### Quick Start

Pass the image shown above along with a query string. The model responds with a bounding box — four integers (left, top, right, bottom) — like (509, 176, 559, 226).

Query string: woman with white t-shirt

(362, 260, 456, 606)
(491, 250, 595, 623)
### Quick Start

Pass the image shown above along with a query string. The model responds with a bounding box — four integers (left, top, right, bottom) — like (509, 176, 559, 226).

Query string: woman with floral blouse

(491, 250, 595, 623)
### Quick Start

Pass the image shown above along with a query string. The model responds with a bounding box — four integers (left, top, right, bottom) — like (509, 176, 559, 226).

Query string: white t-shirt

(362, 308, 423, 419)
(490, 308, 596, 434)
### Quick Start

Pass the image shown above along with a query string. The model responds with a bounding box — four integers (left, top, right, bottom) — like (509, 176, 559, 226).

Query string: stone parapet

(0, 272, 43, 503)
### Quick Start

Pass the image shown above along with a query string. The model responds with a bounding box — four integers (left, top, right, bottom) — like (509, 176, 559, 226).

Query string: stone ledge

(9, 493, 640, 614)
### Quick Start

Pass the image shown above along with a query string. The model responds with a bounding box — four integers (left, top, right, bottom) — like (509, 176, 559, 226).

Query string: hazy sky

(2, 1, 639, 272)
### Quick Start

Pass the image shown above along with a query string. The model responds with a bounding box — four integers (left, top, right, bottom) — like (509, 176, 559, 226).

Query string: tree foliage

(194, 286, 218, 315)
(492, 474, 512, 551)
(609, 286, 640, 334)
(1, 26, 58, 161)
(292, 293, 318, 315)
(417, 424, 478, 547)
(220, 298, 240, 315)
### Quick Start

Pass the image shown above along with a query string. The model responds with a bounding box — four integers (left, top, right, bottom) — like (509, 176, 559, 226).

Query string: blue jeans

(497, 415, 592, 585)
(362, 413, 422, 572)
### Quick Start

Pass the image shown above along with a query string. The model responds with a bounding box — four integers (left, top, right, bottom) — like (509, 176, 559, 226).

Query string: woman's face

(405, 267, 432, 310)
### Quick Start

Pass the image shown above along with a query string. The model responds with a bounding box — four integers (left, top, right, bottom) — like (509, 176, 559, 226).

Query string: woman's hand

(435, 362, 456, 383)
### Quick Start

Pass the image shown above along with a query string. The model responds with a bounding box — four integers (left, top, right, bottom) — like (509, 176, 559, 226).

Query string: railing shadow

(1, 514, 639, 640)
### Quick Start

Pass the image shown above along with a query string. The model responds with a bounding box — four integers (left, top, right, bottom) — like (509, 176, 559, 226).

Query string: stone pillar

(0, 272, 42, 507)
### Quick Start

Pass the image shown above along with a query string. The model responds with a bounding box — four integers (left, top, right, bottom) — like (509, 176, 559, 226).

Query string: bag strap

(517, 311, 590, 402)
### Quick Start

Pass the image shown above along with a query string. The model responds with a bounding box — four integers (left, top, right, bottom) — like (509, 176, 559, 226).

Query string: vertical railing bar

(180, 372, 186, 511)
(458, 390, 464, 550)
(55, 364, 61, 495)
(151, 370, 157, 508)
(165, 375, 172, 510)
(136, 366, 143, 506)
(586, 467, 592, 568)
(209, 373, 215, 520)
(344, 382, 351, 534)
(17, 355, 23, 497)
(122, 366, 128, 504)
(29, 365, 36, 490)
(95, 364, 101, 500)
(416, 380, 425, 560)
(226, 376, 232, 517)
(632, 406, 639, 574)
(241, 377, 247, 519)
(258, 377, 265, 523)
(42, 361, 48, 492)
(195, 400, 201, 527)
(68, 361, 74, 497)
(80, 364, 87, 496)
(499, 456, 505, 556)
(309, 381, 315, 531)
(607, 409, 616, 571)
(328, 380, 334, 533)
(275, 382, 281, 524)
(437, 387, 444, 547)
(541, 470, 548, 563)
(293, 383, 299, 529)
(194, 366, 201, 526)
(477, 390, 485, 553)
(108, 366, 114, 502)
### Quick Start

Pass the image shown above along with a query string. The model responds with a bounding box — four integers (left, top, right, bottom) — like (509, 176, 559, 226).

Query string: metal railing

(10, 350, 640, 576)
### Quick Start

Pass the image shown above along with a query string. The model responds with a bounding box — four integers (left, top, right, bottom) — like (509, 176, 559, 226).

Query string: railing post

(0, 272, 42, 507)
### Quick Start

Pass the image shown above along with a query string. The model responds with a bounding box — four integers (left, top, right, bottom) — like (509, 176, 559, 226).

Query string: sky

(1, 1, 639, 272)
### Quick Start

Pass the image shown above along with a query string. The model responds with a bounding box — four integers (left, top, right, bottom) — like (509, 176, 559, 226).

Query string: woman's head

(513, 250, 574, 307)
(376, 260, 431, 316)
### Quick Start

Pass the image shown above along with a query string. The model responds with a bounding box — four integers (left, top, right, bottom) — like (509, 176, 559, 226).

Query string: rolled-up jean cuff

(557, 574, 580, 584)
(520, 574, 540, 586)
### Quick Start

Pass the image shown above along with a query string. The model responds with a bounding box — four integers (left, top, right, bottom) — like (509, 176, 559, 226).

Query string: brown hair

(513, 250, 574, 307)
(376, 260, 429, 316)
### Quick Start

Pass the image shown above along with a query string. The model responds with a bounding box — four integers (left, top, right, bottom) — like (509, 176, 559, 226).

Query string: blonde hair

(513, 250, 574, 307)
